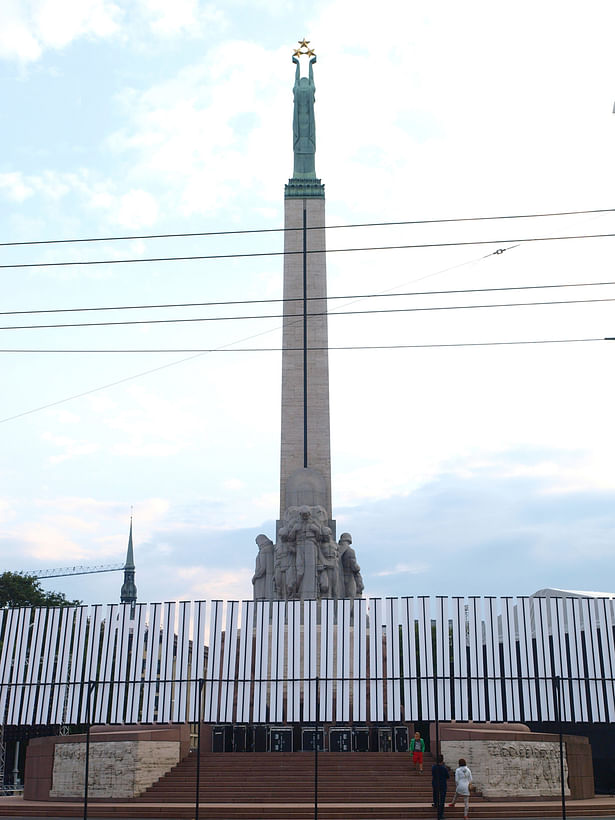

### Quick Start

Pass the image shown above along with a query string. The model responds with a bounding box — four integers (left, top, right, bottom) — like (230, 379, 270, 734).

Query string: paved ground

(1, 796, 614, 820)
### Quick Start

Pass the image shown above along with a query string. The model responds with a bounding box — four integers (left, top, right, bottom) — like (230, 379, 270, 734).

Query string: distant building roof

(532, 588, 614, 598)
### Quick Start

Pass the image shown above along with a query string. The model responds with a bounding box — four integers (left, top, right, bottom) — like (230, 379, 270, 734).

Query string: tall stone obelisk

(280, 46, 332, 531)
(251, 42, 364, 602)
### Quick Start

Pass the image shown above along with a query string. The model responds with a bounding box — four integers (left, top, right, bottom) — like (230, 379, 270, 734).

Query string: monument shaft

(251, 46, 363, 601)
(280, 196, 332, 522)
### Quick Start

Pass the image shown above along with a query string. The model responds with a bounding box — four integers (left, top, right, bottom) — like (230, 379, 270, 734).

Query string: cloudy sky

(1, 0, 615, 605)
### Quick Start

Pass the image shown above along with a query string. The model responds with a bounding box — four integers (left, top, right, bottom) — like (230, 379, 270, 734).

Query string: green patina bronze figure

(292, 53, 317, 179)
(285, 40, 324, 198)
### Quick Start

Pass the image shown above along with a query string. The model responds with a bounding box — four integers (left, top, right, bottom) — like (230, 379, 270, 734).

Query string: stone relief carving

(441, 740, 570, 799)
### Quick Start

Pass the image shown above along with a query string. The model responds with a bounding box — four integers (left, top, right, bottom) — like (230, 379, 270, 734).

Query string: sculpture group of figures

(252, 505, 364, 601)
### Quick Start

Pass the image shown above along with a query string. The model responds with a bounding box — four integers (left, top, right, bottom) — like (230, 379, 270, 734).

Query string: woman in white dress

(449, 758, 473, 818)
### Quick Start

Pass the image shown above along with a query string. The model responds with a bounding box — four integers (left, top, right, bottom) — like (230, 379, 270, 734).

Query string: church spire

(120, 516, 137, 606)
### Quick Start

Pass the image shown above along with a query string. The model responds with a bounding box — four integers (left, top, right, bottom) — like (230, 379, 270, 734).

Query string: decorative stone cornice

(284, 178, 325, 198)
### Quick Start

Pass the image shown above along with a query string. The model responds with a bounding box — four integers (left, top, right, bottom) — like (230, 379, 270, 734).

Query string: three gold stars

(293, 38, 316, 58)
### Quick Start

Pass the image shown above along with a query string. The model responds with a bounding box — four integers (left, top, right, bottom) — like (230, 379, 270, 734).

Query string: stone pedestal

(431, 722, 594, 800)
(24, 724, 190, 801)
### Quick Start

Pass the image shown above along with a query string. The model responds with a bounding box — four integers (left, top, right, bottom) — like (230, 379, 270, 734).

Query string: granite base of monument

(432, 722, 594, 800)
(24, 724, 191, 801)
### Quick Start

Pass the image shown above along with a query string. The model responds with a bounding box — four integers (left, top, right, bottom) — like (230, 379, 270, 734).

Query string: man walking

(432, 754, 449, 819)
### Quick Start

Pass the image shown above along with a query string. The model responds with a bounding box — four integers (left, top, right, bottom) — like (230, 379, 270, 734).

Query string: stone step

(0, 801, 613, 819)
(141, 751, 443, 804)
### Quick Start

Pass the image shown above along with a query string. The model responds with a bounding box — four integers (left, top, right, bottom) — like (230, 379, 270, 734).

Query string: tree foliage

(0, 572, 81, 608)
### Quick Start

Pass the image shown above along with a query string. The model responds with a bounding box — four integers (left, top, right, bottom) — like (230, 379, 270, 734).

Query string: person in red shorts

(410, 730, 425, 772)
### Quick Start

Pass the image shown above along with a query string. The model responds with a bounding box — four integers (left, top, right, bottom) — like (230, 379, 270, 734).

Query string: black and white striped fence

(0, 596, 613, 726)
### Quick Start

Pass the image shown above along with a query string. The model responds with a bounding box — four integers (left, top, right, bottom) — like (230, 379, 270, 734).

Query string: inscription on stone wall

(442, 740, 570, 799)
(50, 740, 180, 798)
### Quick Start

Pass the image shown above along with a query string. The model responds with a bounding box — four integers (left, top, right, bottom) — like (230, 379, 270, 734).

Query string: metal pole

(303, 204, 308, 468)
(12, 740, 19, 788)
(83, 680, 96, 820)
(314, 674, 319, 820)
(195, 679, 204, 820)
(434, 668, 440, 761)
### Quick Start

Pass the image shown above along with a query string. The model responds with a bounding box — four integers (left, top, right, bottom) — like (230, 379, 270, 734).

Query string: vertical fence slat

(204, 601, 224, 723)
(434, 597, 450, 721)
(23, 608, 45, 725)
(269, 601, 283, 724)
(368, 598, 384, 722)
(352, 598, 367, 723)
(336, 598, 351, 723)
(303, 600, 317, 722)
(236, 601, 254, 724)
(596, 598, 615, 721)
(500, 598, 518, 721)
(188, 601, 208, 723)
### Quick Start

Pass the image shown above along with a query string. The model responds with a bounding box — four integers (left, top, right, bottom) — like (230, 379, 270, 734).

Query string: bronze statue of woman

(292, 54, 317, 179)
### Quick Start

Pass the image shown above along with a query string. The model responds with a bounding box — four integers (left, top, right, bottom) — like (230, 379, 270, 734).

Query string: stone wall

(432, 722, 594, 800)
(442, 739, 569, 799)
(49, 740, 180, 798)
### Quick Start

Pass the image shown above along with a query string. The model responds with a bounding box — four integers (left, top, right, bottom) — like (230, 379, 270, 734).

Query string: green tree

(0, 572, 81, 607)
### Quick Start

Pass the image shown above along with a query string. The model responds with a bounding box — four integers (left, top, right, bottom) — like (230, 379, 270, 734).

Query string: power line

(0, 334, 603, 424)
(0, 352, 209, 424)
(0, 339, 603, 354)
(1, 207, 613, 248)
(3, 277, 615, 318)
(0, 233, 614, 270)
(1, 295, 614, 332)
(0, 248, 504, 424)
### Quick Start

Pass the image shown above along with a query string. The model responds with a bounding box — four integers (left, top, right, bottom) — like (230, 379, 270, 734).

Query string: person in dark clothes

(432, 754, 449, 819)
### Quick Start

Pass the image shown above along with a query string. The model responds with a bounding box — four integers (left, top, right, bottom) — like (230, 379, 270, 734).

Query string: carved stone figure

(274, 529, 297, 600)
(251, 515, 364, 600)
(318, 526, 339, 597)
(292, 55, 317, 179)
(339, 533, 364, 598)
(288, 505, 323, 597)
(252, 534, 274, 601)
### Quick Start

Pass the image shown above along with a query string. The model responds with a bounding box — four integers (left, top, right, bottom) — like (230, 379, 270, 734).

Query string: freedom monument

(3, 42, 611, 817)
(251, 40, 363, 602)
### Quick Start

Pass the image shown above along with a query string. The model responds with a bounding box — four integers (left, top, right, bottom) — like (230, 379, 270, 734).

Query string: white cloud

(116, 189, 159, 228)
(176, 565, 252, 600)
(0, 500, 16, 525)
(137, 0, 226, 37)
(376, 562, 429, 577)
(0, 169, 164, 233)
(41, 432, 100, 464)
(16, 522, 88, 562)
(0, 0, 122, 61)
(95, 385, 202, 453)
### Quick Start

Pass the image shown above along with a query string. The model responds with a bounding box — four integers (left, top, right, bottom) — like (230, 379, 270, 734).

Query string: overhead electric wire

(1, 207, 613, 247)
(3, 277, 615, 318)
(1, 295, 614, 332)
(0, 339, 604, 354)
(0, 244, 510, 423)
(1, 232, 614, 270)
